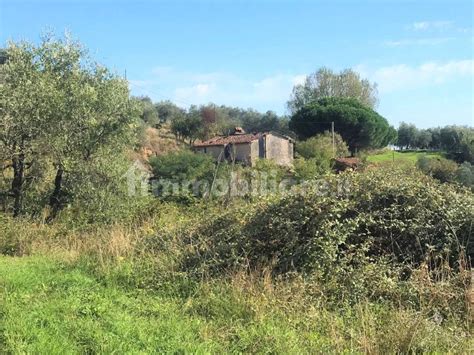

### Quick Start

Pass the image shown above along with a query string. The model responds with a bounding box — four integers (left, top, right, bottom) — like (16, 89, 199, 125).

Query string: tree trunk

(48, 165, 64, 222)
(11, 152, 25, 217)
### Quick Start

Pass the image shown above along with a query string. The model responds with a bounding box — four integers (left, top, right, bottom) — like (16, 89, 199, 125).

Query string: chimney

(233, 127, 245, 135)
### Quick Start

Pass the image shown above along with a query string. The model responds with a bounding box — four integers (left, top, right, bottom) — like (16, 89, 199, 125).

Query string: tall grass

(0, 211, 472, 353)
(0, 167, 472, 353)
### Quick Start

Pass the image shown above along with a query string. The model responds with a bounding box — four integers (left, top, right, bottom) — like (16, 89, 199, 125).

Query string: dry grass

(129, 125, 186, 164)
(1, 212, 472, 353)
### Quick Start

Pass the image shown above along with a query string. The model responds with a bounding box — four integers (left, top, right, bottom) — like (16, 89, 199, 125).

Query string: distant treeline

(136, 97, 290, 144)
(397, 123, 473, 163)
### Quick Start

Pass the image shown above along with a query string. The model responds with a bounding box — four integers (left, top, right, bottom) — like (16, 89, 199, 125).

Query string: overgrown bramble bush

(1, 167, 471, 334)
(456, 161, 474, 189)
(350, 169, 473, 264)
(417, 155, 458, 182)
(179, 167, 473, 277)
(417, 155, 474, 190)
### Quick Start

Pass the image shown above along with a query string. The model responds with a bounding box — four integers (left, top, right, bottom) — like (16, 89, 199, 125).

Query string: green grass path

(1, 256, 471, 354)
(0, 256, 223, 354)
(0, 256, 326, 354)
(367, 150, 443, 164)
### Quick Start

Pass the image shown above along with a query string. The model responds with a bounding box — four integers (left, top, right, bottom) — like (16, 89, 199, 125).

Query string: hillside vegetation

(1, 35, 473, 353)
(129, 124, 185, 163)
(1, 167, 472, 353)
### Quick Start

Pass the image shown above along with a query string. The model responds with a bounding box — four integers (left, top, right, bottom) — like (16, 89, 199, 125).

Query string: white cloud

(358, 60, 474, 93)
(131, 67, 305, 112)
(291, 74, 307, 86)
(384, 37, 454, 47)
(151, 66, 174, 76)
(252, 74, 303, 103)
(174, 83, 213, 102)
(409, 21, 452, 31)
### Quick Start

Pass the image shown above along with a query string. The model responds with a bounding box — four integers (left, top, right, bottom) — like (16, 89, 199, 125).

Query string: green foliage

(170, 112, 202, 144)
(287, 67, 379, 114)
(415, 129, 433, 149)
(1, 255, 470, 354)
(154, 100, 185, 124)
(57, 151, 153, 225)
(150, 150, 215, 182)
(293, 134, 336, 178)
(0, 34, 140, 220)
(182, 168, 473, 276)
(149, 151, 292, 200)
(293, 158, 326, 180)
(347, 168, 472, 265)
(455, 162, 474, 189)
(416, 155, 458, 183)
(290, 97, 396, 154)
(296, 132, 349, 175)
(296, 131, 349, 159)
(397, 124, 433, 150)
(417, 155, 474, 190)
(240, 110, 289, 134)
(0, 39, 59, 216)
(251, 158, 288, 181)
(397, 122, 418, 149)
(440, 125, 474, 163)
(136, 96, 159, 127)
(0, 48, 7, 64)
(1, 167, 472, 353)
(397, 124, 473, 164)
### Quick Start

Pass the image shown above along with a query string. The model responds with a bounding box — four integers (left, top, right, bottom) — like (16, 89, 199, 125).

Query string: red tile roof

(334, 157, 360, 166)
(193, 133, 263, 147)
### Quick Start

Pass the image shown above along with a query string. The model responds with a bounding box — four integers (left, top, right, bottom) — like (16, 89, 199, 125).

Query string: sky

(1, 0, 473, 128)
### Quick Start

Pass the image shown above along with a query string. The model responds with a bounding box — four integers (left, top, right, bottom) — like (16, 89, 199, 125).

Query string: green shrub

(297, 132, 349, 159)
(417, 155, 458, 183)
(293, 157, 326, 180)
(180, 168, 473, 277)
(455, 162, 474, 189)
(56, 151, 153, 226)
(347, 168, 473, 265)
(150, 149, 215, 182)
(244, 158, 289, 189)
(295, 132, 350, 176)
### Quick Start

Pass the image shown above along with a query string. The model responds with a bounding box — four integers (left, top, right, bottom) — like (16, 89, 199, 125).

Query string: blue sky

(1, 0, 473, 128)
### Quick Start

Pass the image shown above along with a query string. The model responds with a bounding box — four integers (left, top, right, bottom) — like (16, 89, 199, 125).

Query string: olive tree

(1, 35, 139, 218)
(397, 122, 418, 150)
(0, 41, 57, 216)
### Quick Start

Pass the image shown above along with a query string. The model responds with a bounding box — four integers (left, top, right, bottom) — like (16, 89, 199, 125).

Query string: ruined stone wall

(264, 134, 294, 166)
(233, 143, 252, 164)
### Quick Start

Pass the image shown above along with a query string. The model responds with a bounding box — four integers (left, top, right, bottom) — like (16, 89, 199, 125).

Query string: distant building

(193, 127, 294, 166)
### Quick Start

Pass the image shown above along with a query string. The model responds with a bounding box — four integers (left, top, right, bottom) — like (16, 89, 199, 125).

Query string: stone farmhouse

(193, 127, 294, 166)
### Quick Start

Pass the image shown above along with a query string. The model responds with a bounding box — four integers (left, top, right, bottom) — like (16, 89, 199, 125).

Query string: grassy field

(0, 167, 472, 353)
(366, 150, 444, 164)
(0, 256, 229, 353)
(1, 254, 471, 354)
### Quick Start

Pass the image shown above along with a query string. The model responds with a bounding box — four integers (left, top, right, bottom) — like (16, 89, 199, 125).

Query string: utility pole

(331, 121, 335, 158)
